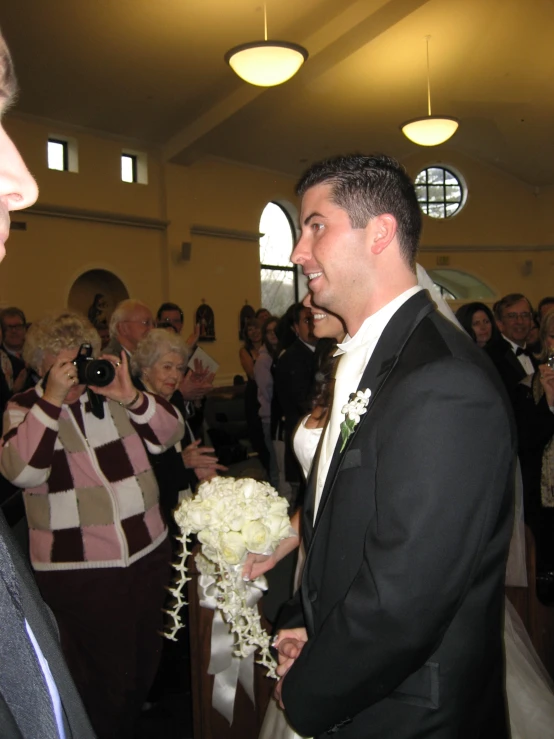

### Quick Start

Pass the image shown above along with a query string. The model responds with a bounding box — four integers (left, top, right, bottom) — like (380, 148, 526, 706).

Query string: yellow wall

(4, 116, 554, 380)
(3, 116, 297, 383)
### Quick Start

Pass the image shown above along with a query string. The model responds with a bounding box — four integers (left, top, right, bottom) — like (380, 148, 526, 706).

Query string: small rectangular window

(121, 154, 138, 183)
(48, 139, 68, 171)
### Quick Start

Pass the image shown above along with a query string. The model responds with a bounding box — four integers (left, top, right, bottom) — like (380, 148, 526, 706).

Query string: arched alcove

(67, 269, 129, 324)
(426, 269, 495, 301)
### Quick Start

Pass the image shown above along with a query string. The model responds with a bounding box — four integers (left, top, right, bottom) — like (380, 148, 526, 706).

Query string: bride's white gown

(260, 269, 554, 738)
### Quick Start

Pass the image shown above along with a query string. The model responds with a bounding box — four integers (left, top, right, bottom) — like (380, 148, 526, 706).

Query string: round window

(414, 166, 465, 219)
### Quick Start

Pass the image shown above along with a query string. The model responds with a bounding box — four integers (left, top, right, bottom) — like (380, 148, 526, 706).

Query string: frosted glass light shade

(401, 116, 459, 146)
(225, 41, 308, 87)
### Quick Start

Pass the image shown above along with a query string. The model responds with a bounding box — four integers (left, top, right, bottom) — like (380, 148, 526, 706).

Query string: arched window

(259, 202, 299, 316)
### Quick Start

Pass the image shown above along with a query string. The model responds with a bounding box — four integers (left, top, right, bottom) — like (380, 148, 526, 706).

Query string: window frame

(259, 201, 300, 311)
(47, 138, 69, 171)
(414, 165, 466, 220)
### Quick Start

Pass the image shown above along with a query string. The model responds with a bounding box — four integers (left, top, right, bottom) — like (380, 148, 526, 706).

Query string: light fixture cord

(264, 1, 268, 41)
(426, 35, 432, 116)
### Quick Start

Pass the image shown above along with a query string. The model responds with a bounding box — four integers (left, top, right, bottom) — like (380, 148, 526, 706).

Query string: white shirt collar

(334, 286, 423, 357)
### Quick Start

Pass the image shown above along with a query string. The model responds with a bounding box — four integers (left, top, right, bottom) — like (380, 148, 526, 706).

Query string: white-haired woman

(0, 312, 184, 739)
(131, 329, 226, 535)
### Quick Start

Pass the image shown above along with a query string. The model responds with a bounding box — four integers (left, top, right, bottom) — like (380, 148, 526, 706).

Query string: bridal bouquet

(164, 476, 294, 678)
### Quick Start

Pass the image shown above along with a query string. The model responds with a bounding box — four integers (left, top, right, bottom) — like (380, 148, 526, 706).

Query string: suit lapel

(312, 291, 435, 530)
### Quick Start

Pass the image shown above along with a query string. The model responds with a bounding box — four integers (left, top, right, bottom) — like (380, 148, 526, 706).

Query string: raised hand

(43, 357, 82, 407)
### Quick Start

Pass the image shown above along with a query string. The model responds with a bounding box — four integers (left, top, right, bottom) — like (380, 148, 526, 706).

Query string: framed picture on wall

(195, 302, 215, 342)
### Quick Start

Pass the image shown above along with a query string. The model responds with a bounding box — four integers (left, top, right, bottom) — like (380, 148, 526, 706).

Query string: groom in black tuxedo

(0, 31, 95, 738)
(275, 155, 515, 738)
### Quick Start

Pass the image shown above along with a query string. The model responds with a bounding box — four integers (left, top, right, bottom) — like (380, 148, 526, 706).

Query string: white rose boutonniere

(340, 388, 371, 452)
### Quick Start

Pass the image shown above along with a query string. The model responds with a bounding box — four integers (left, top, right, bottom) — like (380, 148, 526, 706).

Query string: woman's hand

(89, 352, 142, 407)
(539, 363, 554, 407)
(43, 357, 81, 407)
(180, 362, 214, 402)
(242, 531, 301, 581)
(182, 438, 227, 473)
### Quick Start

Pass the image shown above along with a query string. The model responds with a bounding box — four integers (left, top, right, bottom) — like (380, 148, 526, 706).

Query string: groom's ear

(369, 213, 397, 255)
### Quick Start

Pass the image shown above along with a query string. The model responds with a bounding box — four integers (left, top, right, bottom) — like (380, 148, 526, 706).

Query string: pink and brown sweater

(0, 385, 184, 571)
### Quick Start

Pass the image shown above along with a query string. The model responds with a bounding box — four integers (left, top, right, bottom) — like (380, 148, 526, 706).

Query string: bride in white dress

(256, 266, 554, 738)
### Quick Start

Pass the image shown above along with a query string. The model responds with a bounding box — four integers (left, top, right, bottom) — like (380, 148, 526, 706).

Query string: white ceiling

(3, 0, 554, 184)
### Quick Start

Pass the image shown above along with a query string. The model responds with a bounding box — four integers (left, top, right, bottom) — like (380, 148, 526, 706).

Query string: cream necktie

(314, 344, 368, 518)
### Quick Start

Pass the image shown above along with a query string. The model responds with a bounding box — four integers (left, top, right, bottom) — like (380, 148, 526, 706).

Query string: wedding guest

(0, 306, 28, 391)
(486, 293, 537, 395)
(105, 298, 155, 357)
(513, 310, 554, 578)
(455, 301, 497, 348)
(538, 296, 554, 322)
(256, 308, 271, 324)
(273, 304, 317, 505)
(254, 316, 281, 490)
(132, 328, 225, 534)
(0, 311, 183, 739)
(240, 318, 269, 471)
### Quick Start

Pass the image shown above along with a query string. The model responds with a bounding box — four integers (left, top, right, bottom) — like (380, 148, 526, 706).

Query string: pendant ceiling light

(401, 36, 459, 146)
(225, 2, 308, 87)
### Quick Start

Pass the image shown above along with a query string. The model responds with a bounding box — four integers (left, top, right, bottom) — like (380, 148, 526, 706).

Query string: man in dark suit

(485, 292, 536, 395)
(273, 303, 317, 502)
(275, 155, 515, 738)
(0, 31, 95, 738)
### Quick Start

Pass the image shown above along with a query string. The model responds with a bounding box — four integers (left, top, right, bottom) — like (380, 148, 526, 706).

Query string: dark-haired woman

(455, 302, 497, 348)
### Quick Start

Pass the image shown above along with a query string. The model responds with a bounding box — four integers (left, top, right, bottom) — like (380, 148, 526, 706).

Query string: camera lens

(83, 359, 115, 387)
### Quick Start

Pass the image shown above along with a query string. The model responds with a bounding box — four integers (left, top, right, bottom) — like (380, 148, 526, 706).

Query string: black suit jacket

(0, 513, 95, 738)
(273, 339, 317, 483)
(484, 334, 537, 396)
(280, 291, 515, 738)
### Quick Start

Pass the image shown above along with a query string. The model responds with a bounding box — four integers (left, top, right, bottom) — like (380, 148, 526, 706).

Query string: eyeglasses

(125, 319, 155, 327)
(4, 323, 26, 331)
(504, 312, 532, 321)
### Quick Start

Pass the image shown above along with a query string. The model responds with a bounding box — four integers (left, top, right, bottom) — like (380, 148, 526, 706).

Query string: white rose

(219, 531, 247, 565)
(187, 503, 213, 531)
(226, 510, 246, 531)
(242, 520, 273, 554)
(198, 529, 218, 549)
(237, 478, 258, 499)
(268, 498, 288, 516)
(265, 514, 293, 542)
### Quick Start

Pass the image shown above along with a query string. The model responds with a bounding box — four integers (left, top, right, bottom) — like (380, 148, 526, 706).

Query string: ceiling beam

(163, 0, 432, 164)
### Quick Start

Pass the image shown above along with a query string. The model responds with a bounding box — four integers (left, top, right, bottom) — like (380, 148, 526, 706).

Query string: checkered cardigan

(0, 385, 184, 571)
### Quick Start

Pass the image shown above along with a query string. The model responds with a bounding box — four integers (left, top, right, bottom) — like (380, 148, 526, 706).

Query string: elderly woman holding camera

(0, 312, 184, 739)
(132, 329, 225, 533)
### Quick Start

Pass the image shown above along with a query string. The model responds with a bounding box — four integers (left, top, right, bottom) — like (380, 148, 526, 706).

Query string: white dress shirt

(314, 286, 422, 518)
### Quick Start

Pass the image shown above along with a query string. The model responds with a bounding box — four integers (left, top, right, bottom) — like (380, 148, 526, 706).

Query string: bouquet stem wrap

(199, 564, 268, 724)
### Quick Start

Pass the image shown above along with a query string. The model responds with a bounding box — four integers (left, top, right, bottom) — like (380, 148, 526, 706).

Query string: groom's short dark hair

(296, 154, 421, 268)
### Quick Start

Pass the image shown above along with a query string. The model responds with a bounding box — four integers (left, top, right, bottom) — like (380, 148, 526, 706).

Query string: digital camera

(73, 343, 115, 387)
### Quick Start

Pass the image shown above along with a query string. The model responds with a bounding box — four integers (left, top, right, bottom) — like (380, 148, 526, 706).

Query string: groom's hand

(273, 627, 308, 707)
